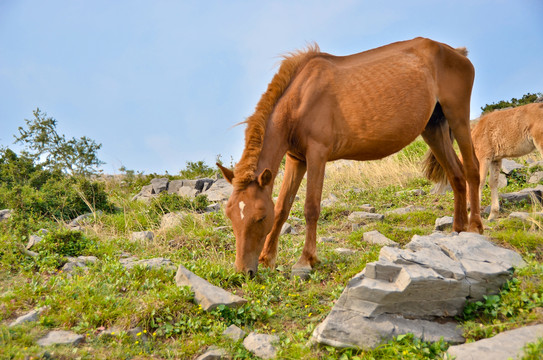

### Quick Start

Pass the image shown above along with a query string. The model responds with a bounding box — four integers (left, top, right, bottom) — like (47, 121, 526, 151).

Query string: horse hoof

(291, 267, 311, 280)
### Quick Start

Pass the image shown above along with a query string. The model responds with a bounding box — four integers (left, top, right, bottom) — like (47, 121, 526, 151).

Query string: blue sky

(1, 1, 542, 174)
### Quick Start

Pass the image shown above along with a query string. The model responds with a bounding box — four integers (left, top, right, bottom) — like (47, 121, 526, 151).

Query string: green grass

(1, 144, 542, 359)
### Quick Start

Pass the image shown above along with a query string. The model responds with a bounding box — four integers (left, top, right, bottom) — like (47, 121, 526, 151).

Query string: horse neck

(255, 120, 288, 191)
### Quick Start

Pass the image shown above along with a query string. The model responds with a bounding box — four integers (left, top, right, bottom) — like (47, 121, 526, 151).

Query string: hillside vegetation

(1, 136, 542, 359)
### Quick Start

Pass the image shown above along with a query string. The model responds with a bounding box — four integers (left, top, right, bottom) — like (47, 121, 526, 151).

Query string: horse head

(217, 163, 275, 277)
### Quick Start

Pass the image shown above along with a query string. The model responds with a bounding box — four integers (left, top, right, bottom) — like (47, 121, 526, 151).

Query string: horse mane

(233, 44, 321, 188)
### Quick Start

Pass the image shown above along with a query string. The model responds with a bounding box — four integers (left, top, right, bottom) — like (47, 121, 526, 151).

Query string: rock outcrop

(312, 232, 525, 349)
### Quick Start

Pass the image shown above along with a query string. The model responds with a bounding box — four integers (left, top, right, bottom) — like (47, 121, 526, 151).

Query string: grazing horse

(469, 103, 543, 220)
(218, 37, 483, 277)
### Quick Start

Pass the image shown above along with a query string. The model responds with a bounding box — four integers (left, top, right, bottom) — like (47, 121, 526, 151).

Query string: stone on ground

(243, 332, 279, 359)
(363, 230, 398, 247)
(223, 324, 246, 341)
(37, 330, 84, 346)
(348, 211, 384, 222)
(9, 307, 48, 327)
(196, 346, 229, 360)
(434, 216, 453, 231)
(387, 205, 426, 215)
(312, 232, 525, 349)
(446, 324, 543, 360)
(175, 265, 247, 311)
(120, 257, 176, 271)
(501, 159, 524, 175)
(130, 231, 154, 242)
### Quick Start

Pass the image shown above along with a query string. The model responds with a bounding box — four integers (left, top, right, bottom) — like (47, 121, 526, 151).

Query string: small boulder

(196, 346, 229, 360)
(120, 257, 176, 271)
(363, 231, 398, 247)
(151, 178, 169, 194)
(0, 209, 12, 221)
(37, 330, 84, 347)
(243, 332, 279, 359)
(175, 265, 247, 311)
(348, 212, 384, 222)
(9, 307, 48, 327)
(223, 324, 246, 341)
(161, 212, 186, 229)
(435, 216, 453, 231)
(130, 231, 154, 242)
(501, 159, 524, 175)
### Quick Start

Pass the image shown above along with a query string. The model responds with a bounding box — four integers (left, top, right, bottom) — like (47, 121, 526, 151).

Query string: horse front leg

(292, 147, 327, 279)
(488, 160, 502, 221)
(259, 155, 307, 269)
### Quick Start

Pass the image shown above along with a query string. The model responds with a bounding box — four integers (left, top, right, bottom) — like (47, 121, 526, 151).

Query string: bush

(150, 192, 209, 214)
(33, 228, 97, 270)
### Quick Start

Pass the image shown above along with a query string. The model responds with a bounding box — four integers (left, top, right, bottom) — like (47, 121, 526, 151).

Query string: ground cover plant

(1, 136, 542, 359)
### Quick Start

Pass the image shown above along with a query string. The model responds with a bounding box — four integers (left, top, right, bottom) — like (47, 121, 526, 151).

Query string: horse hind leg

(259, 154, 307, 268)
(422, 103, 470, 232)
(487, 159, 502, 221)
(439, 102, 484, 234)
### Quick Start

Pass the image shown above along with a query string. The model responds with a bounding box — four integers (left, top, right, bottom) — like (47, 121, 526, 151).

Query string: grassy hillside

(1, 138, 542, 359)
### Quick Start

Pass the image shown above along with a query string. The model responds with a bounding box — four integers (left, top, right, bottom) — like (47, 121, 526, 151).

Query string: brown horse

(468, 103, 543, 220)
(218, 37, 483, 277)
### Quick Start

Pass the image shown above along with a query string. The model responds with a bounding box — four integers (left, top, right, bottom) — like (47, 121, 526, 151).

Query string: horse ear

(257, 168, 273, 187)
(217, 163, 234, 184)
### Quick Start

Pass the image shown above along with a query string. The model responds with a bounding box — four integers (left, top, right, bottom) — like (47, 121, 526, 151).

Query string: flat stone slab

(243, 332, 279, 359)
(363, 230, 398, 247)
(175, 265, 247, 311)
(435, 216, 453, 231)
(447, 324, 543, 360)
(386, 205, 426, 215)
(312, 310, 464, 349)
(312, 232, 526, 349)
(196, 346, 229, 360)
(120, 257, 176, 271)
(9, 307, 48, 327)
(37, 330, 84, 346)
(348, 211, 384, 222)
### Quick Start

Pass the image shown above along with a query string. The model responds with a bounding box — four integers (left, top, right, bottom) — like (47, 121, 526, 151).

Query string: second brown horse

(218, 37, 483, 277)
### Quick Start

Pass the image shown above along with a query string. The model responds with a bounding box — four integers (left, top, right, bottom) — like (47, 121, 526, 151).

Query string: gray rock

(312, 311, 464, 349)
(528, 171, 543, 184)
(130, 231, 154, 242)
(9, 307, 48, 327)
(223, 324, 246, 341)
(62, 256, 98, 273)
(243, 332, 279, 359)
(312, 232, 525, 349)
(386, 205, 426, 215)
(500, 188, 542, 204)
(395, 189, 426, 196)
(335, 248, 356, 255)
(348, 211, 384, 222)
(203, 179, 233, 202)
(151, 177, 169, 194)
(120, 257, 176, 271)
(359, 204, 376, 213)
(498, 173, 508, 189)
(321, 193, 338, 208)
(447, 324, 543, 360)
(195, 178, 214, 192)
(435, 216, 453, 231)
(27, 234, 44, 249)
(160, 212, 186, 229)
(280, 222, 297, 236)
(363, 231, 398, 247)
(69, 212, 101, 227)
(206, 203, 221, 213)
(318, 237, 336, 243)
(196, 346, 229, 360)
(0, 209, 12, 221)
(175, 265, 247, 311)
(178, 186, 199, 197)
(168, 179, 185, 194)
(509, 211, 530, 221)
(501, 159, 524, 175)
(37, 330, 84, 346)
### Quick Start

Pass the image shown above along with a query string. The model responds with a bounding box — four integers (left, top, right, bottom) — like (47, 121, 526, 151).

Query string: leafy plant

(481, 92, 542, 114)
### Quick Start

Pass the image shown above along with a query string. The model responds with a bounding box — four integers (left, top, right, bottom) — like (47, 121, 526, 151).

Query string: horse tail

(233, 44, 321, 188)
(422, 130, 456, 193)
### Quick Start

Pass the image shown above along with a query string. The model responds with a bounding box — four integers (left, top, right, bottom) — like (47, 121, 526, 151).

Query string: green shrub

(33, 229, 97, 270)
(150, 193, 209, 214)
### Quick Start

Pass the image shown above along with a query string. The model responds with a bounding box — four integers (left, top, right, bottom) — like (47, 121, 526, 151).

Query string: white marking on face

(238, 201, 246, 220)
